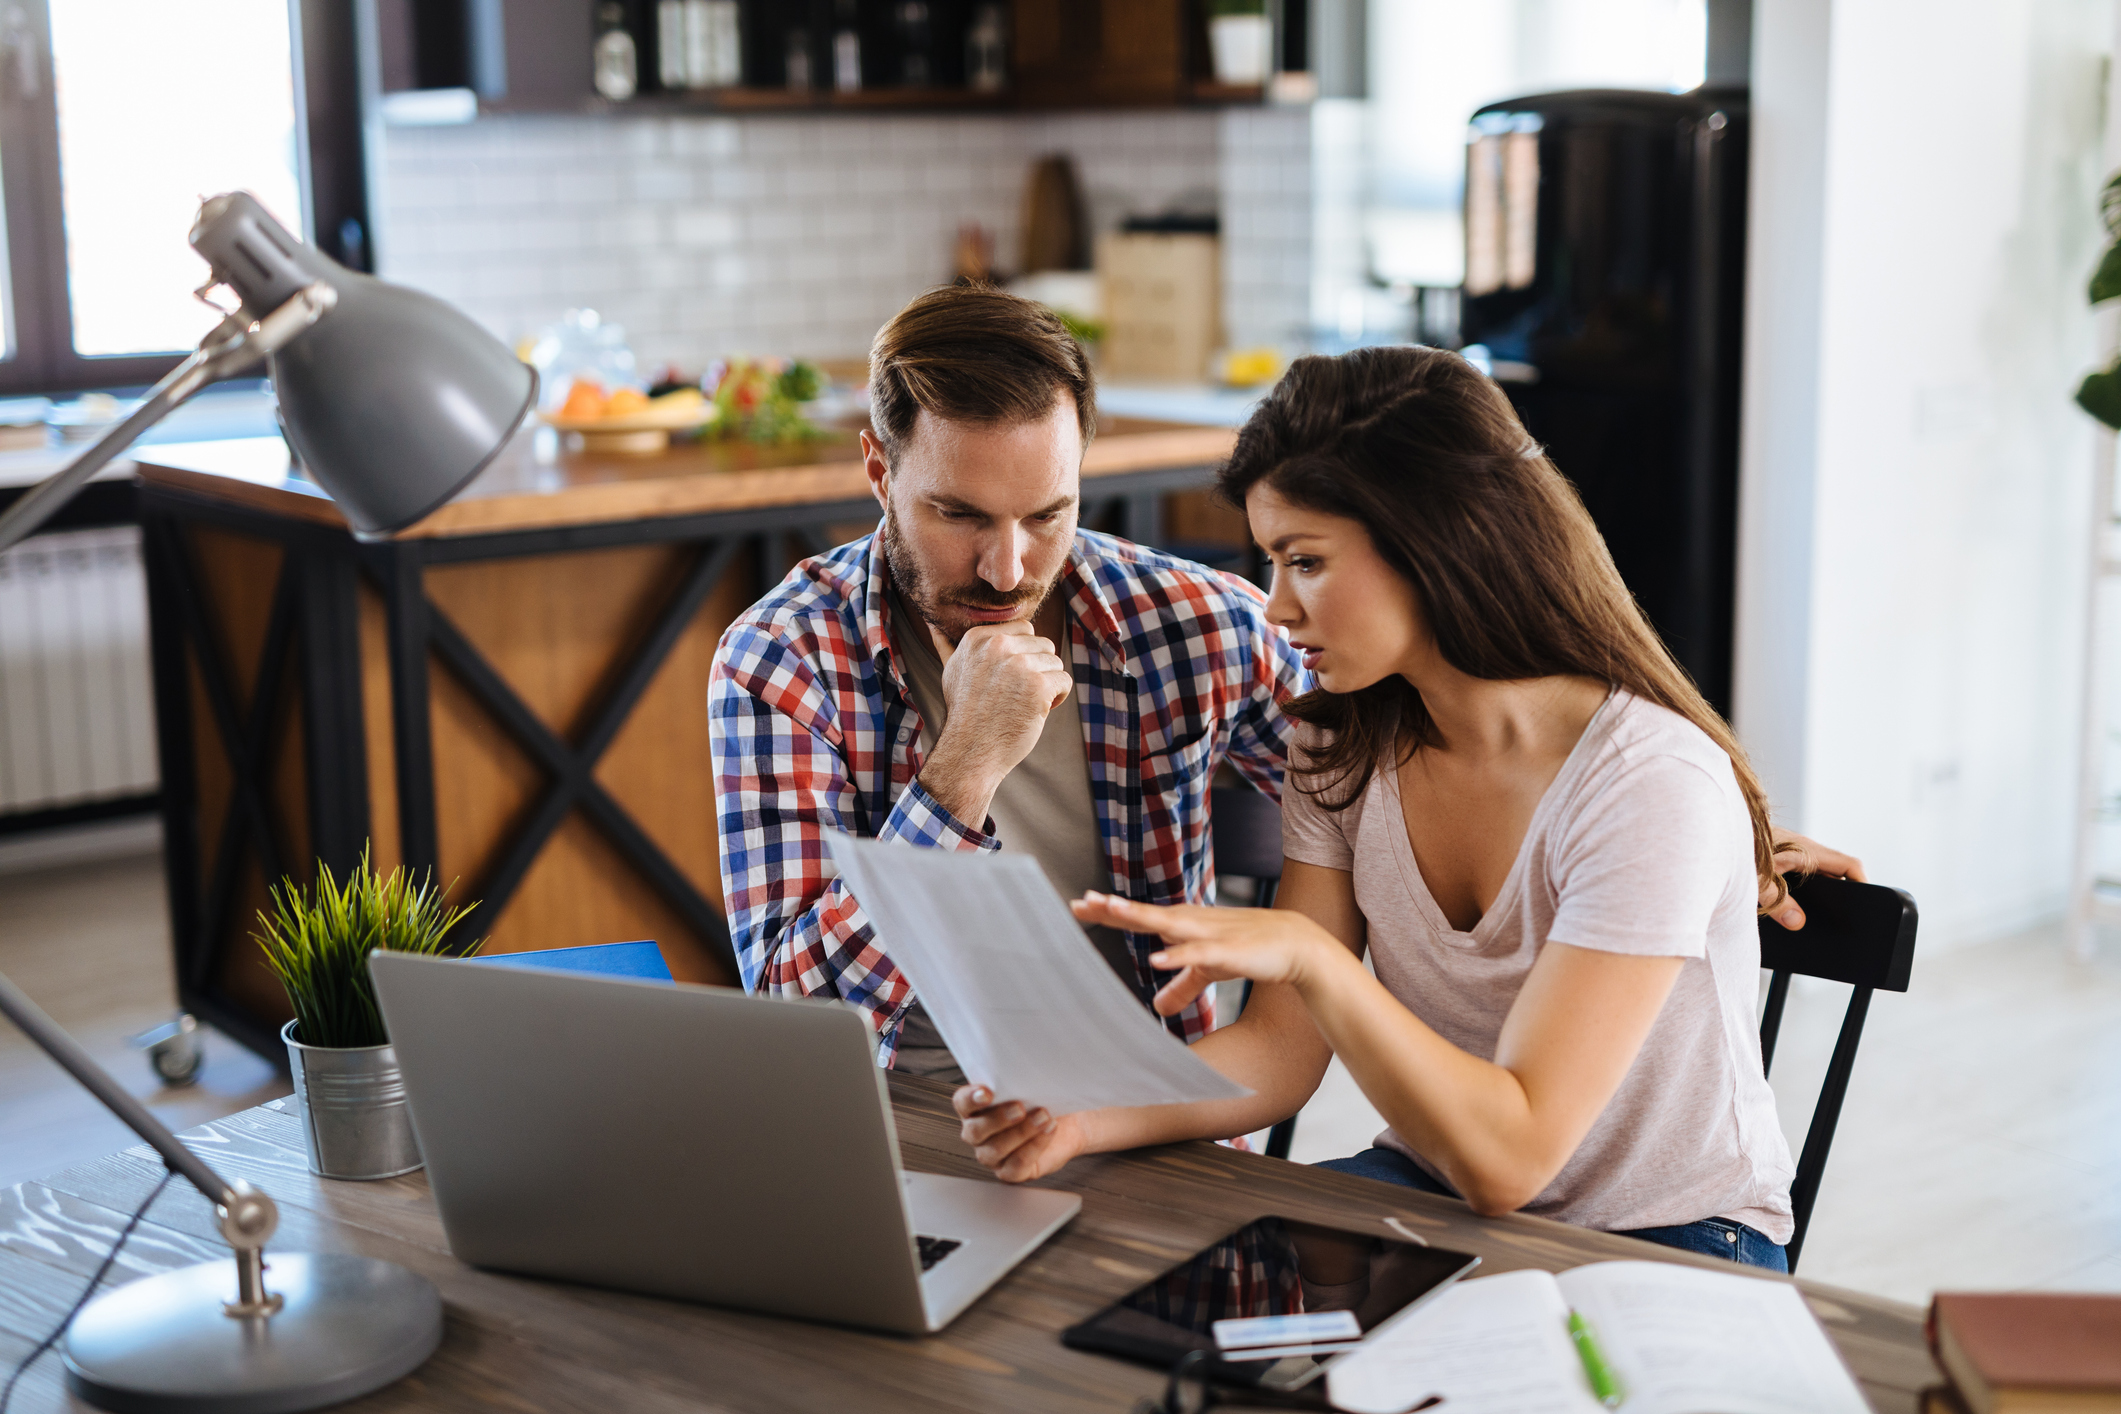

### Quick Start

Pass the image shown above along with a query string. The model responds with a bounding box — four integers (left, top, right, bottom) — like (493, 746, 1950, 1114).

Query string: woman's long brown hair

(1220, 347, 1785, 911)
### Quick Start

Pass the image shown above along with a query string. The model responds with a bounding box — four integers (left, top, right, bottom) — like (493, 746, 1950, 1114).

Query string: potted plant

(255, 850, 478, 1180)
(1207, 0, 1272, 87)
(2077, 171, 2121, 427)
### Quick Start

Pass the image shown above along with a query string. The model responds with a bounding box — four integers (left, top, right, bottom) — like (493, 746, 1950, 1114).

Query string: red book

(1927, 1293, 2121, 1414)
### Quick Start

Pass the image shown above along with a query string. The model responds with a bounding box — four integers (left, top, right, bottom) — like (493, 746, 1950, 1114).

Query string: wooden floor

(0, 850, 288, 1192)
(4, 849, 2118, 1307)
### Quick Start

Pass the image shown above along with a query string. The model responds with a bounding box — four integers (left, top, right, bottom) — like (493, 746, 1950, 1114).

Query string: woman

(954, 347, 1857, 1271)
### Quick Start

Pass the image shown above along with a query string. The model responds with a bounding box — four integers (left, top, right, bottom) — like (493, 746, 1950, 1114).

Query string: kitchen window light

(0, 0, 366, 396)
(47, 0, 305, 360)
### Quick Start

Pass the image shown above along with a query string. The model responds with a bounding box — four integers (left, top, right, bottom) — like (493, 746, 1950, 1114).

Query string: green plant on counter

(2076, 172, 2121, 428)
(254, 847, 480, 1049)
(1207, 0, 1266, 14)
(777, 359, 822, 403)
(1052, 308, 1108, 348)
(710, 357, 830, 444)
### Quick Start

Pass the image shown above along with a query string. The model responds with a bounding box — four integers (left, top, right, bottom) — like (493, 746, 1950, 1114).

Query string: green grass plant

(254, 847, 480, 1049)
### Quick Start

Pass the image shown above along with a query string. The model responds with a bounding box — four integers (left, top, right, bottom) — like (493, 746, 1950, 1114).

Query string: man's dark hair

(867, 284, 1096, 464)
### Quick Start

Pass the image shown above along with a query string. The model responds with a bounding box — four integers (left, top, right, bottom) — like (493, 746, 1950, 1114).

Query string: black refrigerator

(1458, 87, 1749, 716)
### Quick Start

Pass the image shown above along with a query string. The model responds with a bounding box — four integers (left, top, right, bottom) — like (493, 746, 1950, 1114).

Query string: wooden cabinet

(489, 0, 601, 112)
(374, 0, 599, 115)
(1011, 0, 1191, 108)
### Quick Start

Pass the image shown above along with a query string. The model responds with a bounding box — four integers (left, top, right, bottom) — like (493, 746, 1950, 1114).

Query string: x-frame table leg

(415, 536, 743, 971)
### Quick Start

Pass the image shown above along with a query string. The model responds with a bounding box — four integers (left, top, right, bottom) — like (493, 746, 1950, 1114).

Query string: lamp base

(61, 1252, 442, 1414)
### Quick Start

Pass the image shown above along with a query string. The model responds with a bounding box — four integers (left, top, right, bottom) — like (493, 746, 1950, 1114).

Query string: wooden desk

(131, 419, 1244, 1060)
(0, 1076, 1934, 1413)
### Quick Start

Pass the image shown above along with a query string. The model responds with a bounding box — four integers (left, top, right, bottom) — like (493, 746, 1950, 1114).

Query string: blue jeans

(1317, 1147, 1790, 1273)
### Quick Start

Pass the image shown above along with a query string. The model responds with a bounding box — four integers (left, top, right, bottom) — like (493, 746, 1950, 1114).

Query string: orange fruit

(558, 380, 606, 420)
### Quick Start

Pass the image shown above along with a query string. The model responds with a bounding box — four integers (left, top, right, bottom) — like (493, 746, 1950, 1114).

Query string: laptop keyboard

(915, 1235, 962, 1271)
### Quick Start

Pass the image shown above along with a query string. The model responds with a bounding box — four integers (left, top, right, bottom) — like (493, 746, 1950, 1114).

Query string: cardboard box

(1097, 232, 1221, 382)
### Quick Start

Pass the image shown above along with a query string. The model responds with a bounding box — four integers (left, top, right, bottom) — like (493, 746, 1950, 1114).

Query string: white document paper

(824, 831, 1251, 1115)
(1326, 1262, 1870, 1414)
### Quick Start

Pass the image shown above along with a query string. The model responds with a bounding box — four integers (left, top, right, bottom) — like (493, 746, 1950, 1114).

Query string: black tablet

(1062, 1214, 1479, 1393)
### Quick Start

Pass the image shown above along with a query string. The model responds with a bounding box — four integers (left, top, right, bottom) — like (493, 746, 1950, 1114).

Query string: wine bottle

(832, 0, 861, 92)
(593, 0, 639, 100)
(656, 0, 686, 90)
(966, 3, 1006, 92)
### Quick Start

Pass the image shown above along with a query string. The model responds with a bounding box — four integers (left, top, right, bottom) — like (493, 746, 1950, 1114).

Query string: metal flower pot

(281, 1020, 423, 1180)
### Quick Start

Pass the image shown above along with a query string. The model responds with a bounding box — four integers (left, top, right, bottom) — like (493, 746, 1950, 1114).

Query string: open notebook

(1326, 1261, 1869, 1414)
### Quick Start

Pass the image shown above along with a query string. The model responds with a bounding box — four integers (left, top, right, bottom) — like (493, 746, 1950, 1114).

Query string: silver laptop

(369, 952, 1080, 1334)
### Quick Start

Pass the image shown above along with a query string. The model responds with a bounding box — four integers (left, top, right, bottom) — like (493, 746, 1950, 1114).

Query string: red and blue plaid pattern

(710, 526, 1306, 1064)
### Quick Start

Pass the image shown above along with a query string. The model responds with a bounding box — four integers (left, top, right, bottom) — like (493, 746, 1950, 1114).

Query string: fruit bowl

(538, 388, 717, 453)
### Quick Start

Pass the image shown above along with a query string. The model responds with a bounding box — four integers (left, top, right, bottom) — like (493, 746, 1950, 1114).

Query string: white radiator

(0, 526, 159, 815)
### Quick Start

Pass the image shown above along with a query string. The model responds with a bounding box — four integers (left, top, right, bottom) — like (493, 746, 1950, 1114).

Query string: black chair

(1209, 784, 1297, 1159)
(1756, 871, 1919, 1271)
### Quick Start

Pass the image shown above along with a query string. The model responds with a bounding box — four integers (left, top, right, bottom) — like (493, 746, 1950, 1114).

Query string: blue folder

(460, 940, 674, 985)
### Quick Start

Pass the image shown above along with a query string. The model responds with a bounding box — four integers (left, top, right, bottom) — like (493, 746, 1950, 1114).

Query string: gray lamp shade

(191, 192, 537, 538)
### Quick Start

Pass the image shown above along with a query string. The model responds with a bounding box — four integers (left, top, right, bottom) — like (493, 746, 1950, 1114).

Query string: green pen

(1568, 1310, 1624, 1409)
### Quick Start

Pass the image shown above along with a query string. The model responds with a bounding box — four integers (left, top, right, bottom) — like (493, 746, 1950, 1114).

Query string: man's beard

(882, 501, 1062, 645)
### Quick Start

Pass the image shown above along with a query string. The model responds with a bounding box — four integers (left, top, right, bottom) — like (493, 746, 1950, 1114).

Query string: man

(710, 284, 1859, 1079)
(710, 285, 1303, 1076)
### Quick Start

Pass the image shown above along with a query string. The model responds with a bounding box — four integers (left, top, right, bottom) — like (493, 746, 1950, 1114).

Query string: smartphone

(1062, 1213, 1479, 1393)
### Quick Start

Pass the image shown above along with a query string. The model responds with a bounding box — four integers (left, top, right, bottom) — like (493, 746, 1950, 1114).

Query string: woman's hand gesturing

(1068, 890, 1348, 1016)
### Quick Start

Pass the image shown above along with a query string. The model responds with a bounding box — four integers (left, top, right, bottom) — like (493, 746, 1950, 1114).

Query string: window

(1311, 0, 1709, 345)
(0, 0, 368, 394)
(1367, 0, 1706, 289)
(48, 0, 305, 359)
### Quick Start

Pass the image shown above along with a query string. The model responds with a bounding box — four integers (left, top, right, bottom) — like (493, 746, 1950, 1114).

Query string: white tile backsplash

(1220, 107, 1312, 350)
(378, 105, 1313, 368)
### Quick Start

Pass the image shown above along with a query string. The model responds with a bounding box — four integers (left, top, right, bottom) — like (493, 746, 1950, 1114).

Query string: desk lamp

(0, 191, 536, 1410)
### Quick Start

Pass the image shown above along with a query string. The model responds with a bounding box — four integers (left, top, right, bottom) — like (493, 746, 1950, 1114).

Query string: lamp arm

(0, 969, 235, 1207)
(0, 281, 339, 557)
(0, 967, 286, 1314)
(0, 283, 341, 1314)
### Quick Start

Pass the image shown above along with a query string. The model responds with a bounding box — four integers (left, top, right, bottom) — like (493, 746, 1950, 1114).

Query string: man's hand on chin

(915, 617, 1072, 825)
(1762, 830, 1867, 930)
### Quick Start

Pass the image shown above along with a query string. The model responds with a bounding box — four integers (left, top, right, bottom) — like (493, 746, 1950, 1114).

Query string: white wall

(376, 108, 1310, 369)
(1736, 0, 2113, 946)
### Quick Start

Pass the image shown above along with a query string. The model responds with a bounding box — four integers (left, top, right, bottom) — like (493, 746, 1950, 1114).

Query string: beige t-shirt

(889, 589, 1126, 1079)
(1281, 689, 1795, 1241)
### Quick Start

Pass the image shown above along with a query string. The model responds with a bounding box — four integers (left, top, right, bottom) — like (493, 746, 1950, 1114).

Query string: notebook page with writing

(1327, 1261, 1869, 1414)
(824, 831, 1249, 1114)
(1326, 1269, 1603, 1414)
(1556, 1261, 1870, 1414)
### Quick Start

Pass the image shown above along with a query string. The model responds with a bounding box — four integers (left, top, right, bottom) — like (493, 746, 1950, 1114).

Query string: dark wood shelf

(407, 0, 1307, 121)
(526, 79, 1289, 122)
(825, 86, 1011, 110)
(605, 84, 1014, 117)
(1189, 80, 1266, 104)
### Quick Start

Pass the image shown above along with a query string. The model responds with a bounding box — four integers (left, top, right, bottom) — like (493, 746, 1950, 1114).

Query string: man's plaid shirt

(710, 526, 1307, 1065)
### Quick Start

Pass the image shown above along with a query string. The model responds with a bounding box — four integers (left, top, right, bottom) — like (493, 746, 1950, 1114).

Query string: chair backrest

(1210, 784, 1297, 1160)
(1756, 872, 1918, 1271)
(1209, 785, 1284, 885)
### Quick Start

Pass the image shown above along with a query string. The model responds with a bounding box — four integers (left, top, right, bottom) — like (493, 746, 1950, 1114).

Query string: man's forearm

(914, 733, 1004, 829)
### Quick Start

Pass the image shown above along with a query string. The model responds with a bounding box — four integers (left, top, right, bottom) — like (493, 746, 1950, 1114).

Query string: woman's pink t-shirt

(1280, 688, 1796, 1241)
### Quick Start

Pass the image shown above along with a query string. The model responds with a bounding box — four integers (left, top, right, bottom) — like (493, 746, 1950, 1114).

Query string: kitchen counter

(134, 413, 1237, 537)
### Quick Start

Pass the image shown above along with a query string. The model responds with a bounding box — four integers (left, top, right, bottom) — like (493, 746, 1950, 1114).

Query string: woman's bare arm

(1076, 894, 1683, 1214)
